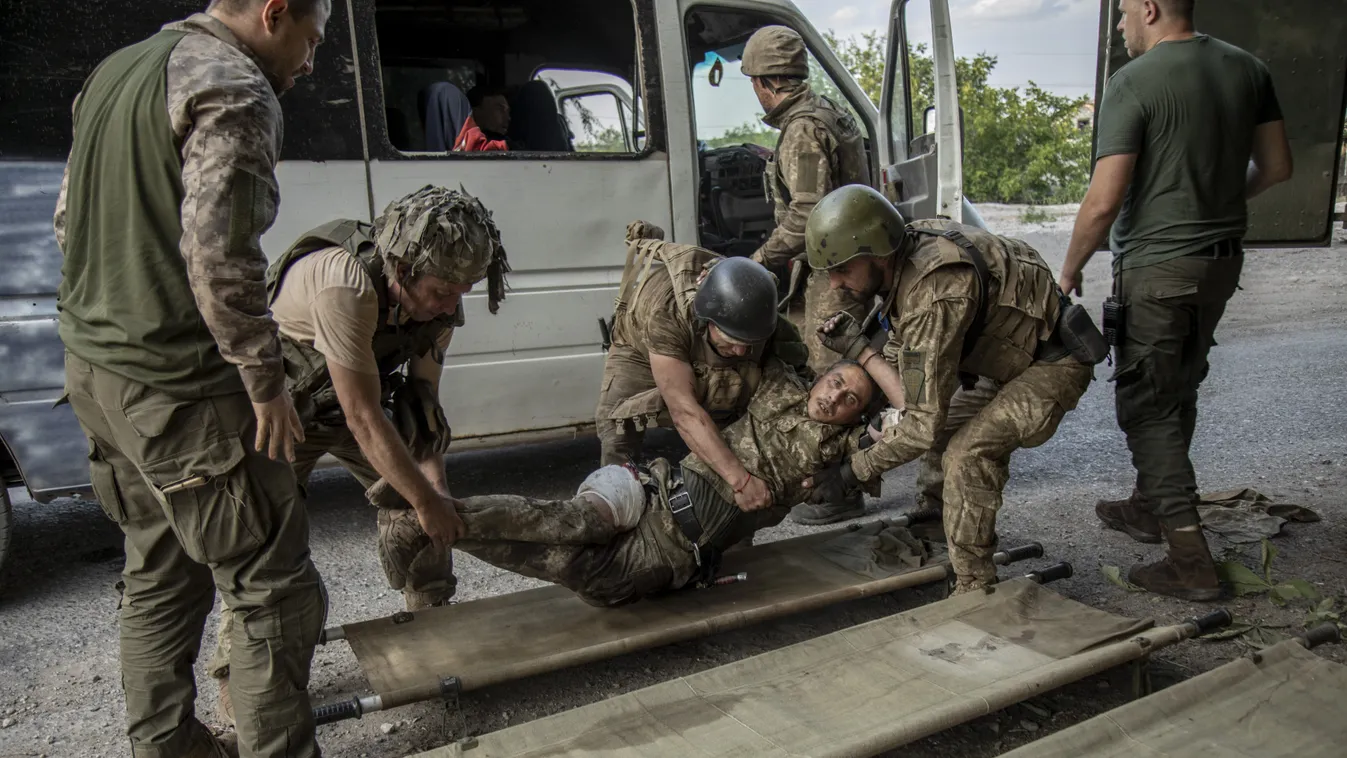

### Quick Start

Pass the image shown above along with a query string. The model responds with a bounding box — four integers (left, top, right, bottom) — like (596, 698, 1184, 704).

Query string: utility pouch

(1101, 296, 1124, 346)
(1059, 301, 1110, 364)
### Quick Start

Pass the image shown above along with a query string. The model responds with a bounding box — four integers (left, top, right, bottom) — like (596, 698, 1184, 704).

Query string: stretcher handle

(1000, 542, 1044, 564)
(1025, 562, 1072, 584)
(897, 507, 942, 525)
(1299, 622, 1343, 649)
(1187, 608, 1234, 635)
(313, 696, 363, 725)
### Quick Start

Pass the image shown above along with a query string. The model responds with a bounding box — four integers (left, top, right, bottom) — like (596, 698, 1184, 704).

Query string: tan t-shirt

(270, 246, 451, 381)
(624, 271, 694, 363)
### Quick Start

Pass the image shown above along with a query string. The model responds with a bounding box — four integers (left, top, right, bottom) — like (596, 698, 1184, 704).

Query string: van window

(0, 1, 362, 163)
(683, 7, 869, 256)
(366, 0, 652, 158)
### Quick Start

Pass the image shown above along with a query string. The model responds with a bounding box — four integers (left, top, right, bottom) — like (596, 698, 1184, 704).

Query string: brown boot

(182, 721, 239, 758)
(405, 591, 454, 611)
(1127, 525, 1221, 602)
(1095, 490, 1161, 544)
(216, 676, 235, 729)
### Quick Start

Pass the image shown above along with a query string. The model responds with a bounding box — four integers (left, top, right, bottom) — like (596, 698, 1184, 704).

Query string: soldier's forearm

(670, 404, 751, 489)
(349, 410, 442, 511)
(418, 453, 448, 495)
(858, 346, 905, 410)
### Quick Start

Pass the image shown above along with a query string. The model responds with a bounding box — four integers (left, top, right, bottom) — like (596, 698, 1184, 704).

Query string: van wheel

(0, 487, 11, 588)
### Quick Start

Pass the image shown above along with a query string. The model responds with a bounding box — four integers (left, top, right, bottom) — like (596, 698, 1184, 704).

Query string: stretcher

(407, 566, 1236, 758)
(311, 512, 1045, 724)
(999, 622, 1345, 758)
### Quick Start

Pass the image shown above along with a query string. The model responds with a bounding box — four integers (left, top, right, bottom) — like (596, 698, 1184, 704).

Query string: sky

(799, 0, 1102, 98)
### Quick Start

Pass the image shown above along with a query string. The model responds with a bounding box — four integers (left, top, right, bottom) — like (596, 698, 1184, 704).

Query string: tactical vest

(605, 239, 773, 430)
(765, 91, 871, 221)
(887, 220, 1059, 384)
(266, 220, 460, 424)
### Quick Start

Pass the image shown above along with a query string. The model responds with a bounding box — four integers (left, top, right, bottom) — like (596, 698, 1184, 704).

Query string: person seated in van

(398, 357, 880, 608)
(207, 184, 509, 725)
(454, 84, 511, 151)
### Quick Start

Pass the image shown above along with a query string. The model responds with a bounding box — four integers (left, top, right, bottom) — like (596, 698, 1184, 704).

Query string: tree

(824, 33, 1093, 204)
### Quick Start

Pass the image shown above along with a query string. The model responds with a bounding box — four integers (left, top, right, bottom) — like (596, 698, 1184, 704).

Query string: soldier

(595, 222, 807, 516)
(739, 25, 874, 526)
(53, 1, 331, 756)
(803, 185, 1094, 594)
(410, 358, 876, 607)
(1057, 0, 1292, 600)
(208, 185, 509, 725)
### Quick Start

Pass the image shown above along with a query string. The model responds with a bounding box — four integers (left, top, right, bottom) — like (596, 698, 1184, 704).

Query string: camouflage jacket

(752, 84, 871, 268)
(54, 13, 287, 402)
(681, 359, 863, 536)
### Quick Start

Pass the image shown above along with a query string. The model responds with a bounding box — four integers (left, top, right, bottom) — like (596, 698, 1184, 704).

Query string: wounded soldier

(437, 358, 880, 607)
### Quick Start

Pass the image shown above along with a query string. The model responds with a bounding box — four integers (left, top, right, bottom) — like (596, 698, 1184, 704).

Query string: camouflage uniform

(448, 360, 860, 605)
(753, 83, 873, 376)
(852, 221, 1093, 591)
(210, 189, 508, 690)
(54, 14, 326, 758)
(595, 224, 806, 466)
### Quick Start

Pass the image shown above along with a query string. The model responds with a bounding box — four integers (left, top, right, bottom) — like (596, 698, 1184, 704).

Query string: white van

(0, 0, 1341, 582)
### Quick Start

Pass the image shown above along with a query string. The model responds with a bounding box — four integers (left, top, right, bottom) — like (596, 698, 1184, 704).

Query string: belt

(1193, 239, 1242, 259)
(667, 489, 706, 566)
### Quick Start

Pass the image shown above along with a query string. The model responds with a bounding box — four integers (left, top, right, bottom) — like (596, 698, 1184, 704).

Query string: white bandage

(576, 465, 647, 531)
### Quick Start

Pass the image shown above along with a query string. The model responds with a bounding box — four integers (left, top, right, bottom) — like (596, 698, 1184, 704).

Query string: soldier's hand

(803, 459, 860, 505)
(415, 494, 467, 550)
(818, 311, 867, 360)
(734, 474, 773, 512)
(1058, 270, 1083, 297)
(251, 393, 305, 463)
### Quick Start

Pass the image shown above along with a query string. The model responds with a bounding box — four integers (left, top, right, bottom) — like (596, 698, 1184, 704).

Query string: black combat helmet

(692, 256, 778, 344)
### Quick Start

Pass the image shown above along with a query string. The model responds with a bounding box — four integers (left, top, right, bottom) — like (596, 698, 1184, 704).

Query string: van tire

(0, 486, 11, 589)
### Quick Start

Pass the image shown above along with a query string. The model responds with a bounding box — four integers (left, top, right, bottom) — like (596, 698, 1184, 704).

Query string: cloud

(831, 6, 860, 24)
(965, 0, 1078, 21)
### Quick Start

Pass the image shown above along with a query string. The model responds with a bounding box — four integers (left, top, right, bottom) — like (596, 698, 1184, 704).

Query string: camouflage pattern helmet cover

(806, 184, 908, 270)
(374, 185, 511, 312)
(740, 25, 809, 79)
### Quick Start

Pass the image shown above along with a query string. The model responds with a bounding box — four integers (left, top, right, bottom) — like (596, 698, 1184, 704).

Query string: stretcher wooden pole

(312, 536, 1045, 725)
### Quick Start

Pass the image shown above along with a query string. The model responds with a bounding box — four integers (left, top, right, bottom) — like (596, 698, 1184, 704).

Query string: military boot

(1095, 490, 1161, 544)
(405, 592, 454, 612)
(788, 489, 866, 526)
(216, 676, 235, 729)
(182, 722, 239, 758)
(1127, 525, 1221, 602)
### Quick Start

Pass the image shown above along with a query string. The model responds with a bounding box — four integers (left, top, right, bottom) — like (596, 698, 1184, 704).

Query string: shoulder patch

(901, 349, 926, 405)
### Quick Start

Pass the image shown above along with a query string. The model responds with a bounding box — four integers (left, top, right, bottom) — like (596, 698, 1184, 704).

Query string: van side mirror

(920, 105, 965, 159)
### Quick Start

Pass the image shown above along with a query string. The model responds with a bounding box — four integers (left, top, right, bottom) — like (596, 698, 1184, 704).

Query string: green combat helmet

(740, 25, 809, 79)
(374, 185, 511, 312)
(805, 184, 907, 271)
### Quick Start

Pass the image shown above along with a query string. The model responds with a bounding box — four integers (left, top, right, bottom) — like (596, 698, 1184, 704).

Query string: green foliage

(1206, 539, 1342, 648)
(821, 33, 1093, 205)
(1100, 565, 1145, 592)
(703, 121, 779, 150)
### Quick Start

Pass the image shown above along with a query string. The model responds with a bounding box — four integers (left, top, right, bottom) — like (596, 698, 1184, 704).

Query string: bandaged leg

(576, 464, 646, 530)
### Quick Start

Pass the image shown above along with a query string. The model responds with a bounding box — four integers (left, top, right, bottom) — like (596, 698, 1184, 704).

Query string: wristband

(732, 473, 752, 493)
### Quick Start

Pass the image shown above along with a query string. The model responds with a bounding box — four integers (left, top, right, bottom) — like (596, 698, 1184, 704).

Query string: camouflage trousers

(208, 422, 453, 680)
(784, 268, 872, 377)
(453, 491, 697, 607)
(935, 359, 1093, 589)
(595, 346, 661, 467)
(64, 353, 325, 758)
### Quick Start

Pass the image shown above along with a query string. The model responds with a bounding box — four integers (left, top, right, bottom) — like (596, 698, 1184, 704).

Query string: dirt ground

(2, 206, 1345, 757)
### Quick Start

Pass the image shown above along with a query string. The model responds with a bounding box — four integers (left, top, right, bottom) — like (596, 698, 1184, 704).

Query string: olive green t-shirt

(1096, 34, 1282, 272)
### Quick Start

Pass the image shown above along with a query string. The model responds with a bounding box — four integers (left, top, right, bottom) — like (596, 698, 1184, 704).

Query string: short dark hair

(1155, 0, 1195, 21)
(208, 0, 328, 18)
(817, 358, 886, 421)
(467, 84, 509, 108)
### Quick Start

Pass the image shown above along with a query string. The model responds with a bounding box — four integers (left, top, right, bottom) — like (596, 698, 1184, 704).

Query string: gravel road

(2, 206, 1344, 757)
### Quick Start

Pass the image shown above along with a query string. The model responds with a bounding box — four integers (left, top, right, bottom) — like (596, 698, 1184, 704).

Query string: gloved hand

(818, 311, 867, 360)
(805, 458, 861, 504)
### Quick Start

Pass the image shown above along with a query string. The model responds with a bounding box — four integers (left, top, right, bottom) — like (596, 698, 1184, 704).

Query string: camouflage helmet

(806, 184, 908, 270)
(374, 185, 511, 313)
(692, 256, 778, 344)
(740, 26, 809, 79)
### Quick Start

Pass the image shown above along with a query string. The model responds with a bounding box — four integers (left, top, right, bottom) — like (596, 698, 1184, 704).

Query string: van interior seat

(508, 80, 573, 152)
